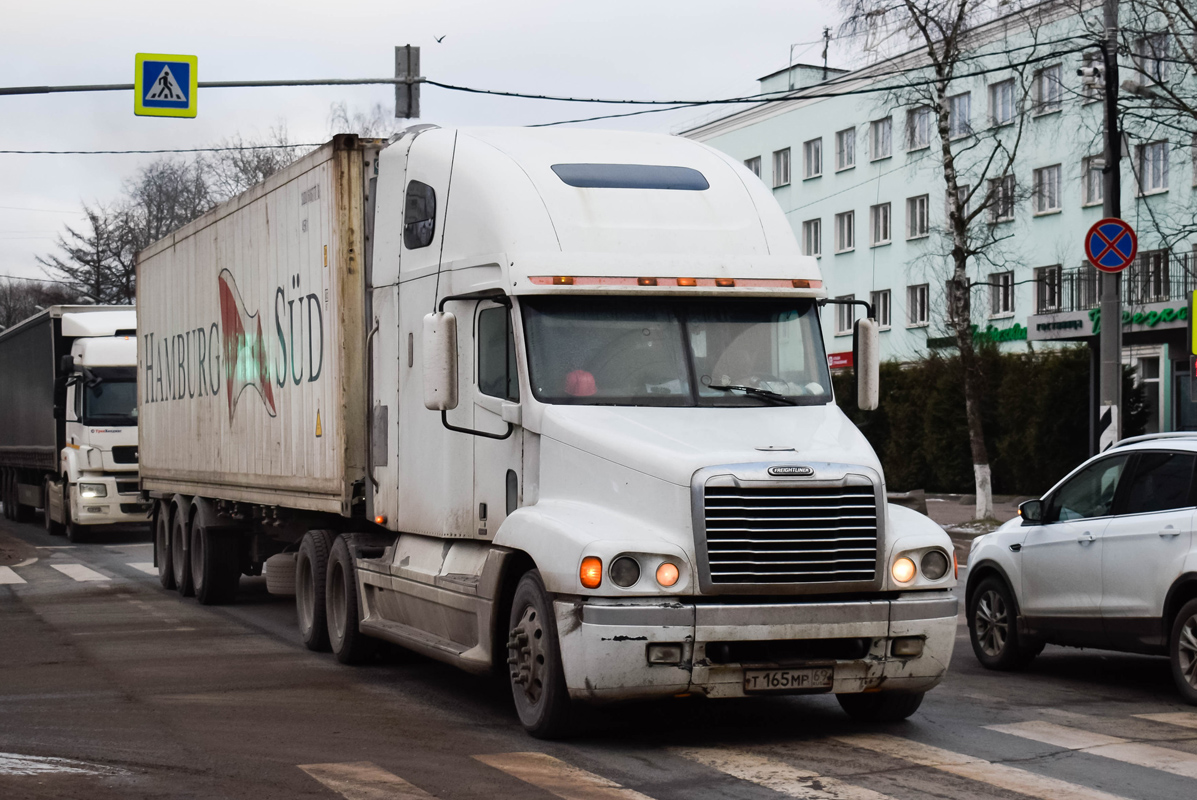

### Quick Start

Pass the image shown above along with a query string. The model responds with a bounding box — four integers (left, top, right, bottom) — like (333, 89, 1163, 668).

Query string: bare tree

(328, 102, 400, 138)
(0, 278, 78, 330)
(37, 204, 126, 303)
(839, 0, 1062, 519)
(204, 126, 308, 201)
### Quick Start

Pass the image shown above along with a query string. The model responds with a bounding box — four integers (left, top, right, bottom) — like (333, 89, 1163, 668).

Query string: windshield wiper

(705, 384, 798, 406)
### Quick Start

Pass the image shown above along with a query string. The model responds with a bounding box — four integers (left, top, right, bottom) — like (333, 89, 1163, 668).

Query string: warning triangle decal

(145, 65, 186, 102)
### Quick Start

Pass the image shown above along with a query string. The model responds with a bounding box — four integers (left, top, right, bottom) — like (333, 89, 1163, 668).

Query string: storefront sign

(828, 351, 853, 370)
(1029, 302, 1189, 341)
(927, 323, 1028, 349)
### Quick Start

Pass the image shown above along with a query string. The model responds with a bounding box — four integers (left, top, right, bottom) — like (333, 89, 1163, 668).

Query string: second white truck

(137, 128, 958, 737)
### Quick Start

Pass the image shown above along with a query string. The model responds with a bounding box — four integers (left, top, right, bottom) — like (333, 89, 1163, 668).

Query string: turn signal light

(638, 277, 657, 286)
(953, 551, 959, 580)
(792, 279, 811, 289)
(656, 562, 680, 587)
(892, 557, 916, 584)
(374, 515, 386, 526)
(677, 277, 697, 287)
(553, 276, 574, 285)
(580, 556, 603, 589)
(715, 278, 735, 287)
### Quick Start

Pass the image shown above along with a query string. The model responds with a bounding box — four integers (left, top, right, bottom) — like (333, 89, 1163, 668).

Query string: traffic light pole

(1098, 0, 1122, 451)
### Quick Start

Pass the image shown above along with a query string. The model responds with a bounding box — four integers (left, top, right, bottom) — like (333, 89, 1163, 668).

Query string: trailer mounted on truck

(137, 129, 958, 738)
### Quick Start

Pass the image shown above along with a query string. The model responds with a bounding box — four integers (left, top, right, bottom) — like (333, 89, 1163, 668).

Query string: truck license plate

(743, 667, 833, 693)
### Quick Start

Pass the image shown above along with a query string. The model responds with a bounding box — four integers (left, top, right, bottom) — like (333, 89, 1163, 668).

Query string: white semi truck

(137, 129, 958, 737)
(0, 306, 151, 540)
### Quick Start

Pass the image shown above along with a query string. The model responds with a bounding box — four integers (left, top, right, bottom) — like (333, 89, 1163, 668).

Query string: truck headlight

(79, 483, 107, 498)
(920, 550, 950, 581)
(891, 556, 916, 583)
(609, 556, 641, 588)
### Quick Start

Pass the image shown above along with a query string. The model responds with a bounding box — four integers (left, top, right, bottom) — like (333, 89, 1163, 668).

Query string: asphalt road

(2, 517, 1197, 800)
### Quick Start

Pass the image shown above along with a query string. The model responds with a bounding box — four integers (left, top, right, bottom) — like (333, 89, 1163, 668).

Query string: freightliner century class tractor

(136, 128, 958, 737)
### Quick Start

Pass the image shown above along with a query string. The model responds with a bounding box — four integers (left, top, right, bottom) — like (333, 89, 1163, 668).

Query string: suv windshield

(81, 367, 138, 426)
(521, 296, 832, 407)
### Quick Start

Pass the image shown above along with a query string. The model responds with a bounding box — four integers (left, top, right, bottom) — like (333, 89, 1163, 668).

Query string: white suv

(966, 433, 1197, 702)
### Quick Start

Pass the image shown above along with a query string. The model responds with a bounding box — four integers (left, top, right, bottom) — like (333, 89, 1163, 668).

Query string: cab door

(473, 301, 522, 538)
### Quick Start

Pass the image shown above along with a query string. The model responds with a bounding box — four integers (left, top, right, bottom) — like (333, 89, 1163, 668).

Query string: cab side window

(478, 306, 519, 402)
(403, 180, 436, 249)
(1046, 454, 1128, 522)
(1122, 451, 1197, 515)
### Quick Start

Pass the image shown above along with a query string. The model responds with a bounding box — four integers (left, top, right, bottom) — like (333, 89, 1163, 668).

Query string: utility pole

(1098, 0, 1122, 450)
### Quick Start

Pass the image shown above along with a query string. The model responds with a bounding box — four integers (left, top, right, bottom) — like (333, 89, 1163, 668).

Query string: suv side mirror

(854, 317, 879, 411)
(60, 354, 76, 374)
(1019, 499, 1043, 524)
(422, 311, 459, 410)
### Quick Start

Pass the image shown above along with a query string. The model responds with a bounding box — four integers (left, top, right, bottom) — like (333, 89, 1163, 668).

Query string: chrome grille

(703, 483, 878, 584)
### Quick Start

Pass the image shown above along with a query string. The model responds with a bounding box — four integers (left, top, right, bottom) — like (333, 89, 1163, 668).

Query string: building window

(950, 184, 970, 219)
(1035, 265, 1062, 313)
(907, 284, 929, 326)
(907, 195, 930, 238)
(948, 92, 972, 139)
(772, 148, 790, 188)
(802, 218, 821, 257)
(870, 289, 892, 329)
(989, 271, 1014, 316)
(1138, 141, 1169, 194)
(1033, 164, 1062, 214)
(744, 156, 761, 178)
(1135, 33, 1170, 84)
(1083, 155, 1104, 205)
(835, 295, 855, 335)
(870, 203, 891, 246)
(1130, 249, 1171, 304)
(835, 211, 855, 252)
(945, 280, 968, 324)
(803, 138, 822, 179)
(989, 79, 1016, 126)
(835, 128, 855, 171)
(907, 107, 933, 150)
(988, 174, 1016, 223)
(1033, 64, 1063, 114)
(870, 117, 892, 160)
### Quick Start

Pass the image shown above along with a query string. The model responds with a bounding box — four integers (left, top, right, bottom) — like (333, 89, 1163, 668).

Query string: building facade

(683, 1, 1196, 433)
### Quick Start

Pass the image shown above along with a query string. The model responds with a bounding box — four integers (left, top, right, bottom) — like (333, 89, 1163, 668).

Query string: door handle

(1077, 532, 1095, 544)
(1159, 526, 1181, 538)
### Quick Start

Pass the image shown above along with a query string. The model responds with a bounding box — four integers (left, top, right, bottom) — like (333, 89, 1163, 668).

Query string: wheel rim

(172, 520, 186, 584)
(297, 555, 314, 633)
(508, 604, 548, 706)
(328, 561, 347, 643)
(1179, 613, 1197, 689)
(975, 589, 1009, 657)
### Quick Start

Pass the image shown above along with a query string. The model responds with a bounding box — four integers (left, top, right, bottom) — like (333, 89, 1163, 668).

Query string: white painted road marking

(49, 563, 109, 582)
(128, 562, 158, 575)
(299, 761, 436, 799)
(0, 752, 110, 776)
(1135, 711, 1197, 730)
(834, 733, 1130, 800)
(0, 566, 27, 585)
(676, 746, 897, 799)
(989, 720, 1197, 780)
(475, 752, 657, 800)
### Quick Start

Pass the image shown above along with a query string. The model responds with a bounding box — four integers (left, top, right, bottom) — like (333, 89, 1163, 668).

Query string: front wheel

(326, 536, 377, 665)
(968, 577, 1042, 670)
(507, 570, 573, 739)
(838, 691, 925, 722)
(64, 486, 86, 544)
(154, 501, 175, 590)
(1169, 598, 1197, 704)
(44, 478, 64, 536)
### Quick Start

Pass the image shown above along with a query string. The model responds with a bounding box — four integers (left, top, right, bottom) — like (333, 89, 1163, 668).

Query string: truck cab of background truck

(361, 127, 958, 734)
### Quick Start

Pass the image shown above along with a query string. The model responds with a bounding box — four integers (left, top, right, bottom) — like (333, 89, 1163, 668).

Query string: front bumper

(72, 477, 152, 526)
(554, 592, 958, 702)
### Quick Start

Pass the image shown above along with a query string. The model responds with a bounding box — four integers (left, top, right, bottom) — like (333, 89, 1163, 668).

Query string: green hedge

(834, 346, 1147, 496)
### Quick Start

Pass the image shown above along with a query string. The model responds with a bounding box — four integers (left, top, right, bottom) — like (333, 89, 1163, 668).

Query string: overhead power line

(0, 144, 322, 155)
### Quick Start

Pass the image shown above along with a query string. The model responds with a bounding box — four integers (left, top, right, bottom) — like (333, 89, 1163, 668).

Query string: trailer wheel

(327, 535, 378, 665)
(43, 477, 64, 536)
(507, 570, 573, 739)
(171, 507, 194, 597)
(64, 486, 86, 544)
(297, 530, 335, 652)
(837, 691, 925, 722)
(154, 501, 175, 590)
(191, 523, 241, 606)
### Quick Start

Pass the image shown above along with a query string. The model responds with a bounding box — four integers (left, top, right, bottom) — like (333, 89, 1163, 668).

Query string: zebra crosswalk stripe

(128, 562, 158, 575)
(474, 752, 656, 800)
(0, 566, 27, 585)
(49, 563, 109, 582)
(299, 761, 436, 800)
(833, 733, 1130, 800)
(674, 746, 897, 800)
(1135, 712, 1197, 730)
(988, 720, 1197, 780)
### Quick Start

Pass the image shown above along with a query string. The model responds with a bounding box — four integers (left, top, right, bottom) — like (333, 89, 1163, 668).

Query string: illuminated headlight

(920, 550, 950, 581)
(891, 556, 916, 583)
(79, 483, 107, 498)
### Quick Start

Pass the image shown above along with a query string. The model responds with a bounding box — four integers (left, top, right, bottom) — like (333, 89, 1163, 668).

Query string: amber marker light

(374, 515, 386, 526)
(792, 279, 811, 289)
(638, 277, 658, 286)
(715, 278, 735, 287)
(953, 551, 959, 580)
(656, 562, 680, 587)
(553, 276, 575, 285)
(580, 557, 603, 589)
(677, 277, 697, 287)
(892, 557, 916, 584)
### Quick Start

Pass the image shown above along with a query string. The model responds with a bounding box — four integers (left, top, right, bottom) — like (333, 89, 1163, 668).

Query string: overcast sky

(1, 0, 856, 283)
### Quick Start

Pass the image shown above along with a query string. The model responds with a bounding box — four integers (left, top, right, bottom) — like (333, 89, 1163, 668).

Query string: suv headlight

(79, 483, 107, 498)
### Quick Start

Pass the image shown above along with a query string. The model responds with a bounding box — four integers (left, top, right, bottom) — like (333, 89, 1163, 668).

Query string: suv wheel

(1170, 598, 1197, 704)
(968, 576, 1042, 670)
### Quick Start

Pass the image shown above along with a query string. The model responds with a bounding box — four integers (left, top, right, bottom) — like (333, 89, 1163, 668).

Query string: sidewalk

(921, 492, 1033, 565)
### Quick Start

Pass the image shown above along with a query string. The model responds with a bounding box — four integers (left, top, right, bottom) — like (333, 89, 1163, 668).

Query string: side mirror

(60, 354, 75, 374)
(422, 312, 459, 410)
(1019, 499, 1043, 524)
(853, 317, 879, 411)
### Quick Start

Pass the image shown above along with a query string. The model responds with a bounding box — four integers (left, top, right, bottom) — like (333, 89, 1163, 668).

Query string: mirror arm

(441, 410, 514, 441)
(438, 290, 510, 313)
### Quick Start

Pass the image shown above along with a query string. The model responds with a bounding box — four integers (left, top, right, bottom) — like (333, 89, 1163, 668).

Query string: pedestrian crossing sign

(134, 53, 198, 118)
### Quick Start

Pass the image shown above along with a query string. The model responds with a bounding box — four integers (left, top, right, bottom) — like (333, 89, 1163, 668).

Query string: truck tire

(64, 486, 86, 544)
(837, 691, 925, 722)
(297, 530, 335, 652)
(327, 535, 378, 665)
(968, 576, 1042, 670)
(1169, 598, 1197, 705)
(171, 507, 194, 597)
(191, 523, 241, 606)
(265, 553, 297, 596)
(43, 478, 64, 536)
(154, 501, 175, 590)
(507, 570, 573, 739)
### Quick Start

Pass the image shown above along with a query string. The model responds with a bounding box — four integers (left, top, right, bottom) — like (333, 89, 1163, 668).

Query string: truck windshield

(521, 296, 832, 407)
(82, 367, 138, 426)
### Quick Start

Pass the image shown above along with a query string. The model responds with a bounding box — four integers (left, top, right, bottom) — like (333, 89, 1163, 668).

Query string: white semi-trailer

(137, 130, 958, 738)
(0, 306, 151, 540)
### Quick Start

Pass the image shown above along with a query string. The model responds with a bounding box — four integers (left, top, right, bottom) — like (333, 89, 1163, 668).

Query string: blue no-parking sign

(1085, 217, 1137, 273)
